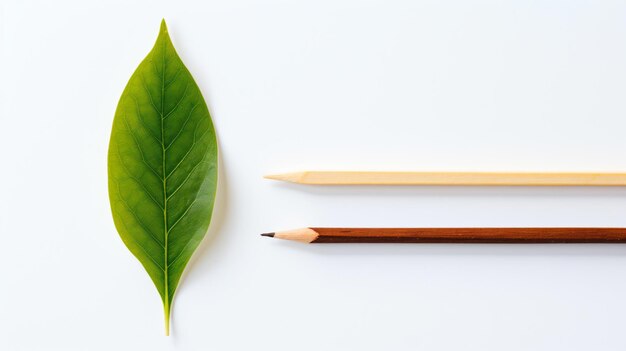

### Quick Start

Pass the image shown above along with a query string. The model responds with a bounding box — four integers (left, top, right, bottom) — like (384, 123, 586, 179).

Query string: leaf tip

(160, 18, 168, 33)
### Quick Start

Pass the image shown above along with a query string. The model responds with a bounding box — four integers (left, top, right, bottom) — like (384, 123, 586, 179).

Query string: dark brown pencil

(260, 227, 626, 243)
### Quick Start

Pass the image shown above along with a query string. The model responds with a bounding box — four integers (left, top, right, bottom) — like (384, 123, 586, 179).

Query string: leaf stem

(164, 301, 170, 336)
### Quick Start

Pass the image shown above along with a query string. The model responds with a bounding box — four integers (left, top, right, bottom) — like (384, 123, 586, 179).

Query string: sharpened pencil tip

(264, 172, 307, 183)
(261, 232, 275, 238)
(264, 174, 289, 181)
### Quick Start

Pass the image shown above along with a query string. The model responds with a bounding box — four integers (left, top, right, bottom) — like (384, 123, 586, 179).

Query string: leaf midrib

(159, 36, 170, 309)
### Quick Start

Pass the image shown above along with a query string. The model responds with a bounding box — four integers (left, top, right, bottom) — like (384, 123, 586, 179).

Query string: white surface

(2, 0, 626, 350)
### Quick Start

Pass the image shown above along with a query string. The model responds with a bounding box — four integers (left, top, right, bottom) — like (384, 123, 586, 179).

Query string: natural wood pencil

(260, 228, 626, 243)
(264, 171, 626, 186)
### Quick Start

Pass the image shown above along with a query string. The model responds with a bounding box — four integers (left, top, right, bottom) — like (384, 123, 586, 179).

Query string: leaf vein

(115, 145, 164, 211)
(150, 58, 162, 77)
(166, 160, 210, 201)
(165, 103, 199, 151)
(129, 95, 162, 144)
(114, 179, 165, 248)
(164, 66, 183, 89)
(115, 210, 165, 271)
(166, 237, 196, 268)
(163, 83, 190, 120)
(165, 124, 212, 180)
(140, 72, 162, 116)
(121, 113, 162, 179)
(166, 161, 214, 268)
(167, 192, 202, 233)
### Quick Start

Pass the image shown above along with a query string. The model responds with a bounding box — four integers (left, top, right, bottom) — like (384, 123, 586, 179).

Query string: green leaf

(108, 20, 217, 335)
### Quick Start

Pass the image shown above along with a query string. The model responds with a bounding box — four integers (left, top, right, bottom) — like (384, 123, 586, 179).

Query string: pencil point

(264, 172, 307, 183)
(261, 232, 275, 238)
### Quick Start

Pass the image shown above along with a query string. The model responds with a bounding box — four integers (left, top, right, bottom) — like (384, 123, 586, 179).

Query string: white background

(3, 0, 626, 350)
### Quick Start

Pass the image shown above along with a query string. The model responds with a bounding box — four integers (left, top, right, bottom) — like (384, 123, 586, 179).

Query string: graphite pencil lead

(261, 232, 275, 237)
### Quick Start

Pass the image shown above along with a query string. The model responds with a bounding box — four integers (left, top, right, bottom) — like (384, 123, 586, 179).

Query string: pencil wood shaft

(265, 228, 626, 243)
(264, 171, 626, 186)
